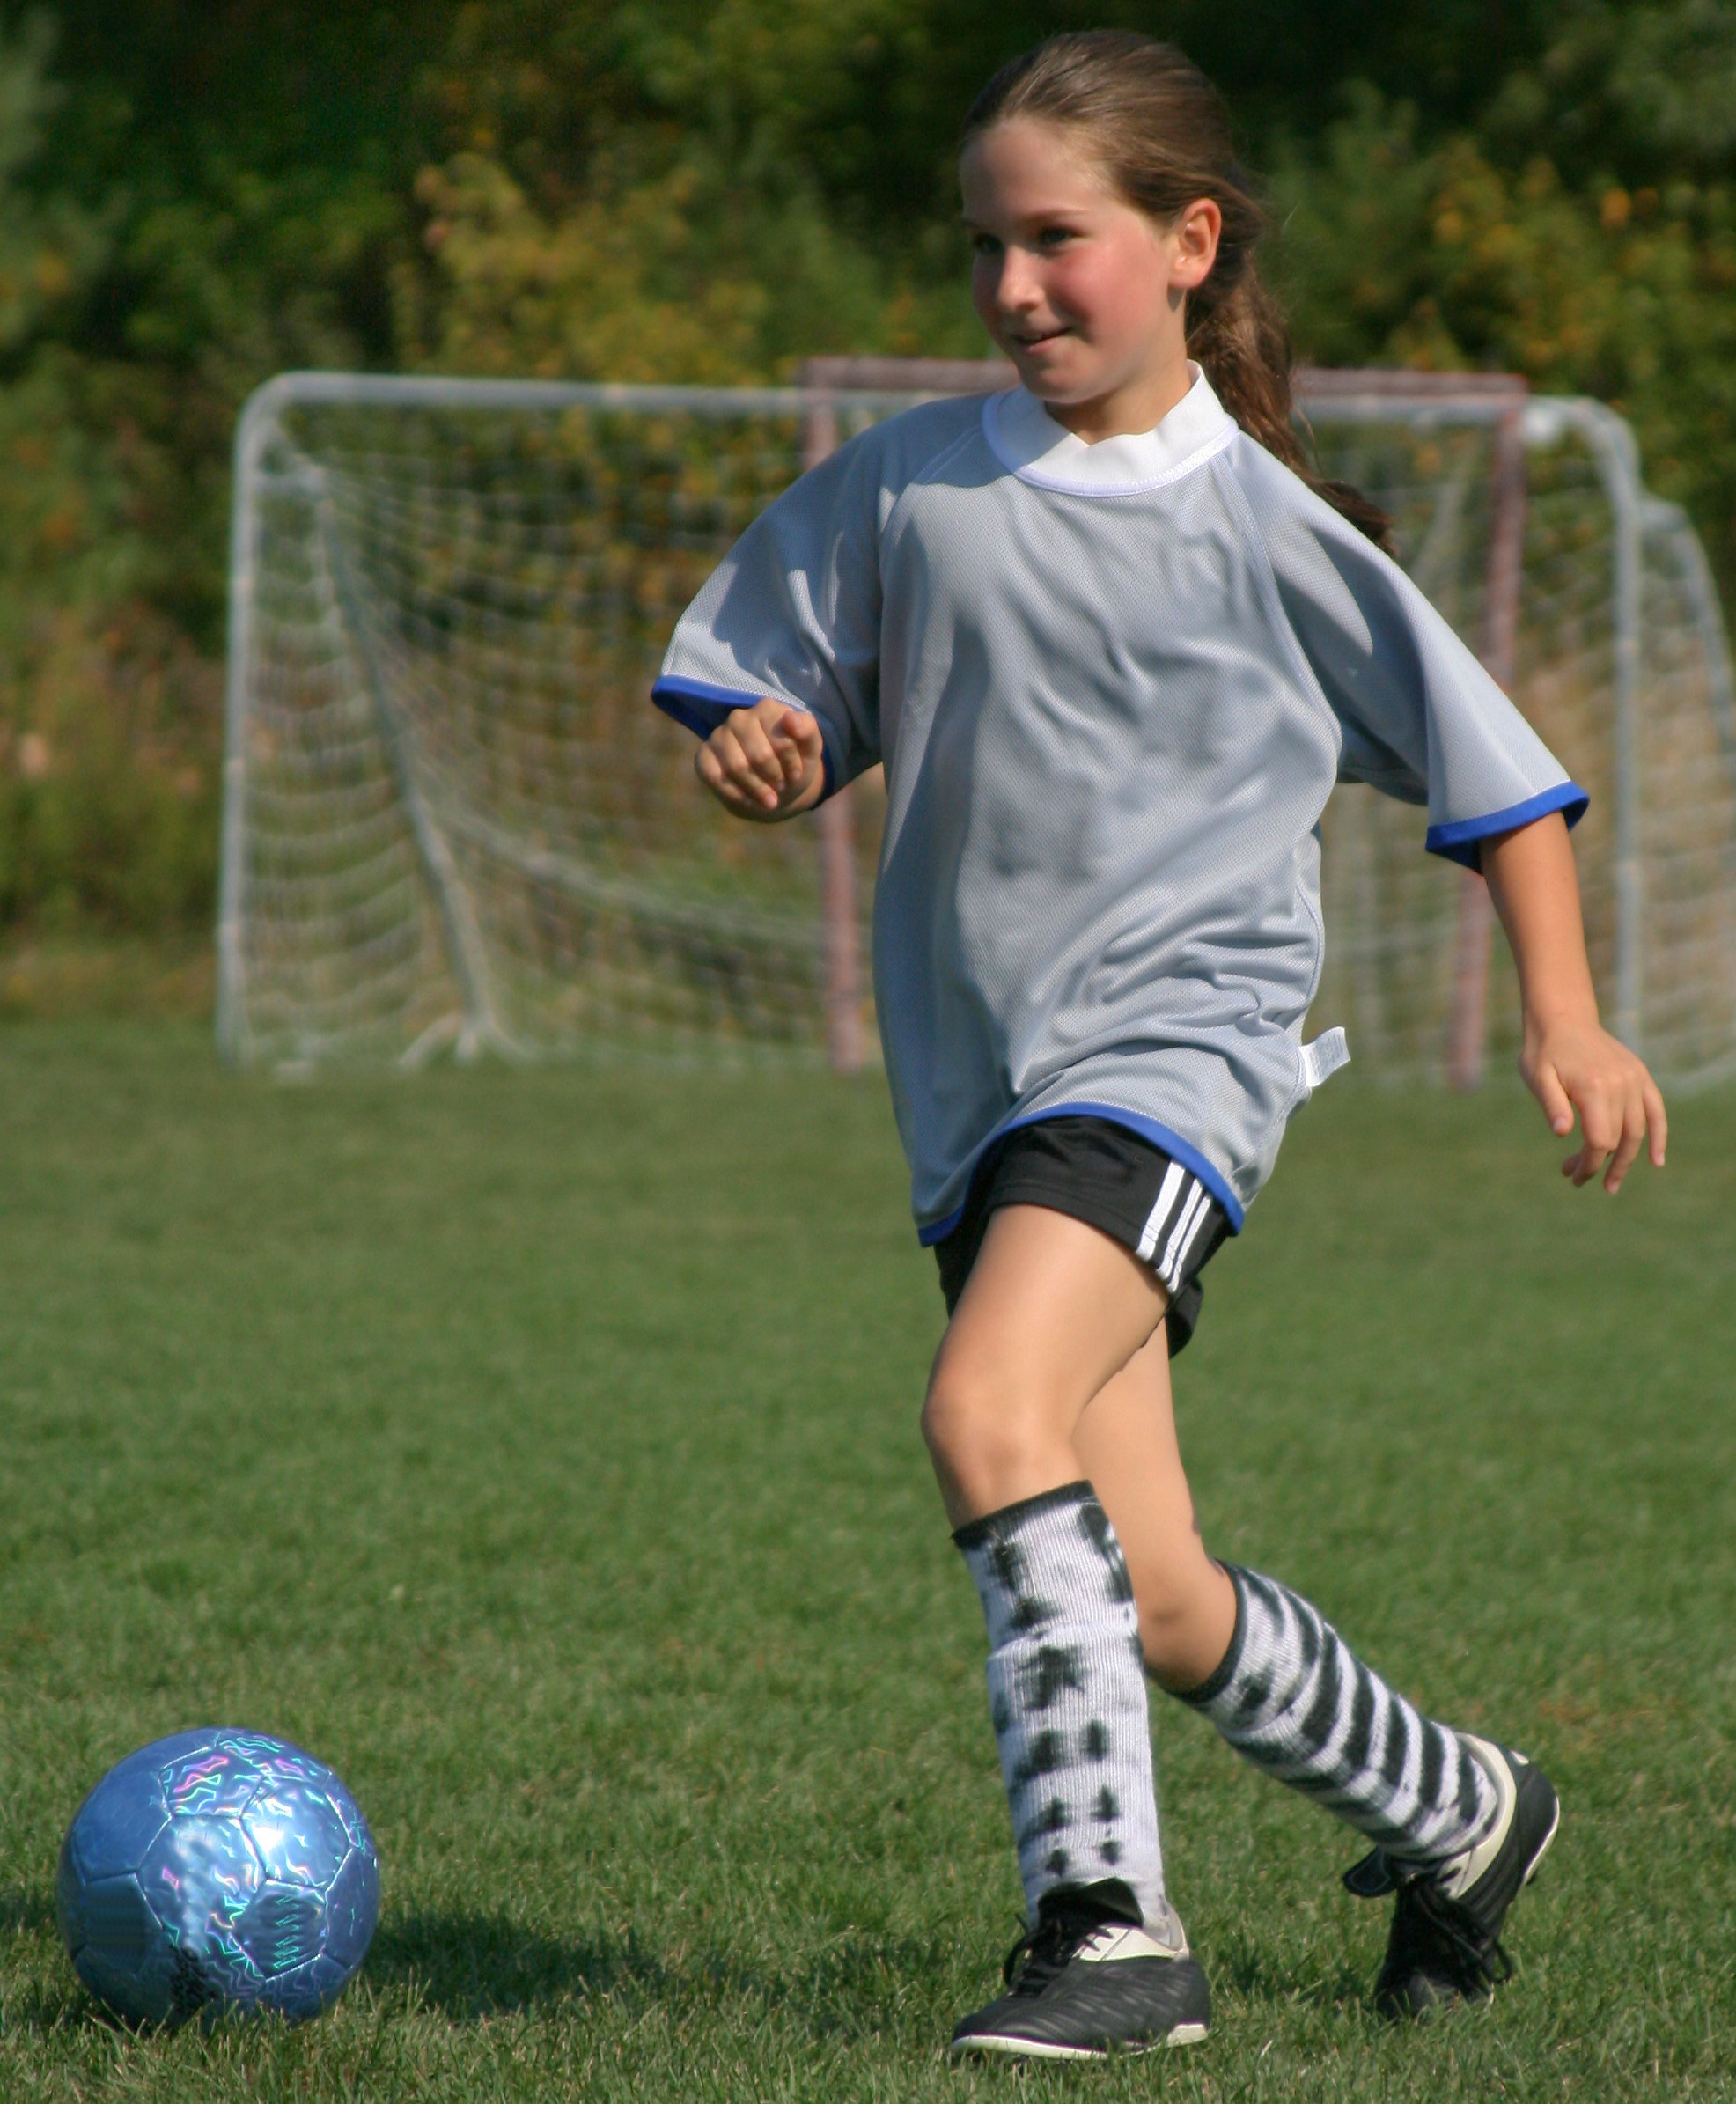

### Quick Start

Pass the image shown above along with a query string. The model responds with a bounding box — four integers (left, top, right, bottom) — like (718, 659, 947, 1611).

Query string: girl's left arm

(1481, 812, 1666, 1192)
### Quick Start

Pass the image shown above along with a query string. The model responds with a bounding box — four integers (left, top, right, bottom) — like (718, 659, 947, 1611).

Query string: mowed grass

(0, 1025, 1731, 2101)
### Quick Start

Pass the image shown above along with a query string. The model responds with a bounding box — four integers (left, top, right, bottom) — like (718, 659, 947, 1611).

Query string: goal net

(220, 364, 1736, 1086)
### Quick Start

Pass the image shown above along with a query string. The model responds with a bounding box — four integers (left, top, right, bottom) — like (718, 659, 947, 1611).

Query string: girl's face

(960, 116, 1220, 441)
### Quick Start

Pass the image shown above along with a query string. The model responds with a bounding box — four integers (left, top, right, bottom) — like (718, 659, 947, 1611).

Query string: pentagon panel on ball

(56, 1727, 379, 2027)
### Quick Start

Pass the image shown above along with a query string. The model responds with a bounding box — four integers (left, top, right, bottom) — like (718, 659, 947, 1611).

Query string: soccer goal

(218, 361, 1736, 1086)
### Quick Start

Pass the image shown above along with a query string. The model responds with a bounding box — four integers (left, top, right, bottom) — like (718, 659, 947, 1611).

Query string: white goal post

(218, 362, 1736, 1086)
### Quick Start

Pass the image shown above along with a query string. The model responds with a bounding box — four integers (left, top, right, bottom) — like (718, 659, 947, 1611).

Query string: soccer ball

(55, 1727, 379, 2027)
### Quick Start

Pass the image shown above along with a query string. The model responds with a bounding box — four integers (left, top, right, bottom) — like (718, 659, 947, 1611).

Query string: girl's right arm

(695, 697, 828, 821)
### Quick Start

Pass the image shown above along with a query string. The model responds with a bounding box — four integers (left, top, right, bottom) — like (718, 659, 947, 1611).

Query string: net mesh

(233, 391, 859, 1067)
(224, 375, 1736, 1085)
(1306, 414, 1736, 1085)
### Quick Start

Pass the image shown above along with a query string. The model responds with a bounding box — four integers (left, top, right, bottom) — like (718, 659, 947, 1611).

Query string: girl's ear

(1170, 198, 1222, 290)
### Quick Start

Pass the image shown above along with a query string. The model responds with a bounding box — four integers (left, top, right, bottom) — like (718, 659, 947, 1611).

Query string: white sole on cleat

(949, 2022, 1209, 2060)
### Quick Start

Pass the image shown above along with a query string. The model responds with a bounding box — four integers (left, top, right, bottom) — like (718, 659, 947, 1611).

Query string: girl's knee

(1132, 1555, 1238, 1690)
(1136, 1590, 1203, 1674)
(921, 1341, 1054, 1490)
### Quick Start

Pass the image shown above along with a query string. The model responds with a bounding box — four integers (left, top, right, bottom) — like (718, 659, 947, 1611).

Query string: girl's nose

(996, 248, 1043, 314)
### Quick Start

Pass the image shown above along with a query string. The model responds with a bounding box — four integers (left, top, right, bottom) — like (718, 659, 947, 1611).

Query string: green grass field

(0, 1025, 1731, 2100)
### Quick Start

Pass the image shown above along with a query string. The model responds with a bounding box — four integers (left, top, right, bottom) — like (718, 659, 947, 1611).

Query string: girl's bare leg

(926, 1203, 1199, 1940)
(923, 1203, 1168, 1520)
(1072, 1331, 1235, 1691)
(923, 1203, 1235, 1687)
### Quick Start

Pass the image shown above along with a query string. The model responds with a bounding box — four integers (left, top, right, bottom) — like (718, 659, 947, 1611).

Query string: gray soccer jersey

(653, 370, 1585, 1241)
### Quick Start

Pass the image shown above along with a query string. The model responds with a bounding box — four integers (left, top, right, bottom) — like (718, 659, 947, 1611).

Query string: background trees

(3, 0, 1733, 956)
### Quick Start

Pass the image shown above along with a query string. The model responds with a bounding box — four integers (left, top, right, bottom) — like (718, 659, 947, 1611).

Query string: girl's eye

(1038, 226, 1078, 250)
(969, 232, 1002, 257)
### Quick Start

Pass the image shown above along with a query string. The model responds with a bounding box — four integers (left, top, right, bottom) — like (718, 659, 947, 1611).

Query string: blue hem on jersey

(916, 1102, 1246, 1246)
(651, 675, 838, 798)
(1424, 781, 1588, 868)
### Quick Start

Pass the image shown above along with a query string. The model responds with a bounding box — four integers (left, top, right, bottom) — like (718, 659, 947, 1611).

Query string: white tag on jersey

(1299, 1027, 1350, 1091)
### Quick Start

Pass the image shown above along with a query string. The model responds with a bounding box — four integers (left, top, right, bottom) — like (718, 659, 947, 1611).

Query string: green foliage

(0, 14, 109, 358)
(3, 0, 1736, 952)
(1274, 66, 1736, 577)
(398, 149, 968, 386)
(0, 1036, 1732, 2096)
(0, 21, 219, 938)
(0, 602, 217, 934)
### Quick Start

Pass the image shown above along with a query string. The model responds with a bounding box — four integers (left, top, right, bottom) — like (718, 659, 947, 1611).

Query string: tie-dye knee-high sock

(955, 1482, 1179, 1935)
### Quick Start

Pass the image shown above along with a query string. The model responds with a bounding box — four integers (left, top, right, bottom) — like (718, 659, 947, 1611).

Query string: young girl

(651, 31, 1666, 2060)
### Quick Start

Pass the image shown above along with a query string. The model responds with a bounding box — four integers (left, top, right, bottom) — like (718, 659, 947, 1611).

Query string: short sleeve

(1238, 446, 1587, 870)
(651, 427, 884, 798)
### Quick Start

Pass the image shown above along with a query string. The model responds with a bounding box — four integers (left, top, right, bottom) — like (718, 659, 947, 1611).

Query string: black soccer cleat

(1343, 1734, 1561, 2020)
(948, 1889, 1210, 2060)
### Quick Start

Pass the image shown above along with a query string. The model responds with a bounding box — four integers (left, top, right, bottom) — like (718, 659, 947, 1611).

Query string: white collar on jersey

(982, 361, 1237, 496)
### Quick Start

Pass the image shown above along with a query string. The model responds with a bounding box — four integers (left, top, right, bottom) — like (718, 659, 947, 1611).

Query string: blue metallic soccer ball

(56, 1728, 379, 2027)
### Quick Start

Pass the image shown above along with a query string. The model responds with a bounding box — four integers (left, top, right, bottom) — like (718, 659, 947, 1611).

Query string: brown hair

(962, 31, 1390, 548)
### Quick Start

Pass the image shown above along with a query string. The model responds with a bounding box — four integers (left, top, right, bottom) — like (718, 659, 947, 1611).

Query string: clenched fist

(695, 698, 827, 822)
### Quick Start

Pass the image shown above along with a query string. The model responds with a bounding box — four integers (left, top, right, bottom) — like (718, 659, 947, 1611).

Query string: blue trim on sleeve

(1424, 782, 1589, 869)
(651, 673, 766, 726)
(651, 674, 837, 798)
(916, 1102, 1246, 1247)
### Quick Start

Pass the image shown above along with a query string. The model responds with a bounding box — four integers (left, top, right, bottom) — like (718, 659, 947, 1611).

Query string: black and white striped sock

(955, 1482, 1176, 1935)
(1176, 1565, 1497, 1866)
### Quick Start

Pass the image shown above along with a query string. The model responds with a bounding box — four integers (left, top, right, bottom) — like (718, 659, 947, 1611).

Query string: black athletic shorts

(931, 1116, 1232, 1356)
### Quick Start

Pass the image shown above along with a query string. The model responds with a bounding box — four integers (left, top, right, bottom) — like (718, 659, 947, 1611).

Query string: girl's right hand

(695, 698, 827, 821)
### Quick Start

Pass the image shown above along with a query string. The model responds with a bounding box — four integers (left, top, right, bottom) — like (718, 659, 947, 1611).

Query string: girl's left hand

(1521, 1016, 1667, 1193)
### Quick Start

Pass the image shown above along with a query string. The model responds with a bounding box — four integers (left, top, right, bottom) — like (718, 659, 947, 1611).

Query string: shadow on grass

(369, 1908, 945, 2038)
(0, 1887, 111, 2034)
(366, 1909, 672, 2019)
(1217, 1930, 1372, 2019)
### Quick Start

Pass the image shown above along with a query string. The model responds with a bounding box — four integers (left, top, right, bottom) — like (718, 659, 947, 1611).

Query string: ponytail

(1187, 249, 1394, 551)
(962, 33, 1392, 551)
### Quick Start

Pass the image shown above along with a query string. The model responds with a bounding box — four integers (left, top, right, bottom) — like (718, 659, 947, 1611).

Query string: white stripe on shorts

(1136, 1162, 1186, 1262)
(1163, 1183, 1214, 1288)
(1159, 1181, 1209, 1288)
